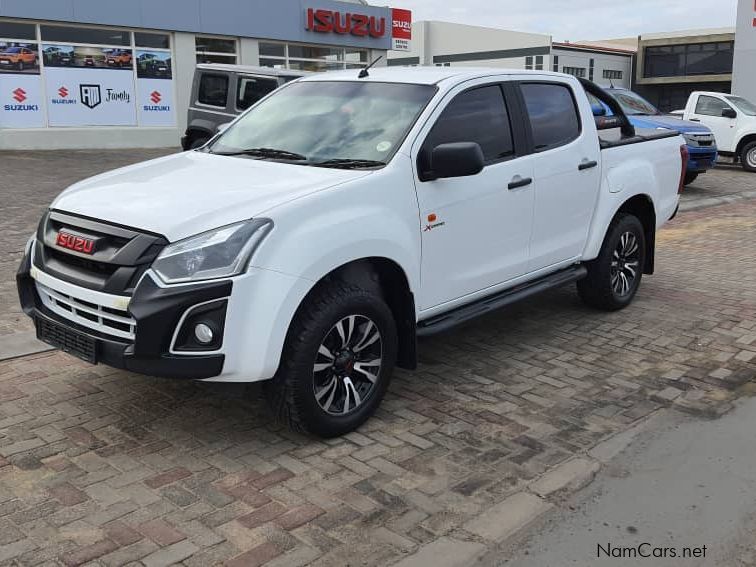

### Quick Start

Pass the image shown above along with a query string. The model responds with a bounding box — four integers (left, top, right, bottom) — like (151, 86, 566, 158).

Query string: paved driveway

(0, 152, 755, 566)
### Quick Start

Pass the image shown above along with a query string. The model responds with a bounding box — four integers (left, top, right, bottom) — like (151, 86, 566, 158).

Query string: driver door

(688, 94, 737, 151)
(413, 81, 535, 311)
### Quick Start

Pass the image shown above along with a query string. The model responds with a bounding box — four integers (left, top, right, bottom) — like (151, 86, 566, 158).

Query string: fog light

(194, 323, 214, 344)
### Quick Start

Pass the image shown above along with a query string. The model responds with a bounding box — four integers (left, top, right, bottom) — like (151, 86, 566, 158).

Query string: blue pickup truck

(591, 88, 717, 185)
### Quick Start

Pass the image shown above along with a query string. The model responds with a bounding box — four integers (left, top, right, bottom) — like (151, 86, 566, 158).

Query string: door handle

(508, 176, 533, 190)
(578, 160, 598, 171)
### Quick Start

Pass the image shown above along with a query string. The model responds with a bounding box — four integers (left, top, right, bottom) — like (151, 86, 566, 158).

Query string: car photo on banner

(0, 42, 40, 74)
(42, 44, 132, 70)
(136, 50, 172, 79)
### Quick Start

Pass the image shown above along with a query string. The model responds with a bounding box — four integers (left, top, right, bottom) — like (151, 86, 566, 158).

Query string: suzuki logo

(150, 90, 161, 104)
(80, 84, 101, 109)
(12, 88, 26, 103)
(58, 86, 69, 98)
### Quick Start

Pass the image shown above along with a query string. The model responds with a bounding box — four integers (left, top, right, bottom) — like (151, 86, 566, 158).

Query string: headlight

(152, 219, 273, 284)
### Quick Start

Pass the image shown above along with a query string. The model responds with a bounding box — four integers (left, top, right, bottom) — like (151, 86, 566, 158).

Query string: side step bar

(417, 264, 588, 337)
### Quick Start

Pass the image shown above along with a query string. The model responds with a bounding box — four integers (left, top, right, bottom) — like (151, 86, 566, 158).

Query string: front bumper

(17, 250, 229, 380)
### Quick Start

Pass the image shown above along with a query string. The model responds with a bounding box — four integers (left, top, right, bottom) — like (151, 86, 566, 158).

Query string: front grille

(34, 211, 168, 296)
(36, 280, 136, 340)
(36, 318, 97, 363)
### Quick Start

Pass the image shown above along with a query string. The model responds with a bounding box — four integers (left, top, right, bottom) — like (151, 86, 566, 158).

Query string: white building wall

(551, 48, 633, 88)
(733, 0, 756, 101)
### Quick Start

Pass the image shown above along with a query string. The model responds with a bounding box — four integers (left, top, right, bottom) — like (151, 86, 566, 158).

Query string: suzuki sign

(391, 9, 412, 52)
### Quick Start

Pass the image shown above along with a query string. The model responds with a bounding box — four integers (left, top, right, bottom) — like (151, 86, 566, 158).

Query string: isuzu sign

(305, 8, 386, 38)
(391, 9, 412, 52)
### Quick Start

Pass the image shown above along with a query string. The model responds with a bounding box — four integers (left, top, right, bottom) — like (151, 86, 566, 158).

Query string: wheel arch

(286, 257, 417, 372)
(612, 194, 657, 275)
(735, 133, 756, 160)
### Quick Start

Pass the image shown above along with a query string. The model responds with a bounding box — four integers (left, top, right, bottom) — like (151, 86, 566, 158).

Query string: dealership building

(0, 0, 408, 150)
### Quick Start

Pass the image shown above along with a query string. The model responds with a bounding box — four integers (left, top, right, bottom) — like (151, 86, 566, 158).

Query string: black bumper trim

(17, 251, 227, 380)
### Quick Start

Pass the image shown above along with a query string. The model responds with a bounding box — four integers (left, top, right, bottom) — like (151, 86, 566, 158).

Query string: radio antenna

(358, 55, 383, 78)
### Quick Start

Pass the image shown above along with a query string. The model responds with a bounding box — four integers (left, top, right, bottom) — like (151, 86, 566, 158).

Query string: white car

(18, 67, 686, 437)
(675, 91, 756, 171)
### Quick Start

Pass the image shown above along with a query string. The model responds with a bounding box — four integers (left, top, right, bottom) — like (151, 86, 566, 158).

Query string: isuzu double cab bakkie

(18, 68, 686, 437)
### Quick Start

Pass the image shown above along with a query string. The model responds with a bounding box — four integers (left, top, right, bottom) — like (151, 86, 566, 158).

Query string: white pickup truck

(18, 68, 686, 437)
(674, 91, 756, 171)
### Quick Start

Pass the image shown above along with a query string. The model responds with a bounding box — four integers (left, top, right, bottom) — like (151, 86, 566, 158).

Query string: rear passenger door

(414, 81, 536, 310)
(518, 80, 602, 272)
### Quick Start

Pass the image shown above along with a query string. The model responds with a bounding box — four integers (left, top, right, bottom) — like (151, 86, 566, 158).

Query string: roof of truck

(195, 63, 310, 77)
(300, 66, 573, 85)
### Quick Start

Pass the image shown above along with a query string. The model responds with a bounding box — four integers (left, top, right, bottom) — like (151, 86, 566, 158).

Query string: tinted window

(644, 42, 733, 78)
(198, 74, 229, 107)
(695, 95, 732, 116)
(521, 83, 580, 151)
(424, 85, 514, 164)
(237, 76, 279, 110)
(135, 32, 170, 49)
(195, 37, 236, 54)
(40, 25, 130, 46)
(0, 22, 36, 40)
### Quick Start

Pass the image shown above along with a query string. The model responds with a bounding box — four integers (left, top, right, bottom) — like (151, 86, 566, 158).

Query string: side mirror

(591, 104, 607, 117)
(430, 142, 485, 180)
(216, 122, 231, 133)
(722, 108, 737, 119)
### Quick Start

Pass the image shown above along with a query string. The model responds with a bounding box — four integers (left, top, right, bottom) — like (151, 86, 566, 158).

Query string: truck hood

(52, 151, 371, 241)
(628, 114, 712, 134)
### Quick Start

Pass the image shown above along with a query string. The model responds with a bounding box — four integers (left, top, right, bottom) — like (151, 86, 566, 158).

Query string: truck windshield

(607, 89, 660, 116)
(208, 81, 437, 167)
(726, 96, 756, 116)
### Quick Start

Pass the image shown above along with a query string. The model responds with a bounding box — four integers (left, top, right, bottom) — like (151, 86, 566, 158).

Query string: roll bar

(578, 78, 636, 138)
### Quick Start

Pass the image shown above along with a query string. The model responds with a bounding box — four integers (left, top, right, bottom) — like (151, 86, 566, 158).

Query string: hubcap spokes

(610, 232, 640, 297)
(313, 315, 382, 415)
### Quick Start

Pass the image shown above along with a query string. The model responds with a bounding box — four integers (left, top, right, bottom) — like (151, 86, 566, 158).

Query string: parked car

(0, 46, 37, 71)
(592, 88, 717, 185)
(106, 49, 132, 68)
(137, 52, 170, 78)
(674, 91, 756, 171)
(18, 68, 685, 437)
(181, 64, 308, 150)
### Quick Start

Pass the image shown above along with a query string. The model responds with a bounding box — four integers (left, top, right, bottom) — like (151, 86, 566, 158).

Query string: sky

(392, 0, 739, 42)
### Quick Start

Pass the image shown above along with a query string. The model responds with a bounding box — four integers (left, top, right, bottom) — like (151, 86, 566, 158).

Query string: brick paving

(0, 152, 755, 565)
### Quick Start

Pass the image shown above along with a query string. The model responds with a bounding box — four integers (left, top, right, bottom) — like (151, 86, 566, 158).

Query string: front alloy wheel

(313, 315, 382, 415)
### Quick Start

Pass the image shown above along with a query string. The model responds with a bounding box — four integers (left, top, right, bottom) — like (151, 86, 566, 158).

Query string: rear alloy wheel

(740, 141, 756, 172)
(578, 213, 646, 311)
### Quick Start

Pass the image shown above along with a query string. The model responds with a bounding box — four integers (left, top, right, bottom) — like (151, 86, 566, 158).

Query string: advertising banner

(0, 74, 45, 128)
(42, 44, 133, 71)
(135, 51, 175, 127)
(0, 42, 40, 75)
(391, 8, 412, 52)
(45, 67, 137, 126)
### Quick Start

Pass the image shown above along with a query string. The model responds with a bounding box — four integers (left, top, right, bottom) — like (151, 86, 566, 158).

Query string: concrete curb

(679, 189, 756, 212)
(0, 331, 53, 362)
(391, 413, 661, 567)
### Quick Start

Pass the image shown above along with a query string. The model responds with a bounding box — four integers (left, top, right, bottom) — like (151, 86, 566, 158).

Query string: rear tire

(189, 137, 209, 150)
(578, 213, 646, 311)
(683, 171, 698, 185)
(740, 141, 756, 172)
(265, 281, 397, 438)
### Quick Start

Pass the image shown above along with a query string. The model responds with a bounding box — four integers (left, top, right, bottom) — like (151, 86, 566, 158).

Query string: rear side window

(236, 76, 279, 110)
(424, 85, 514, 163)
(695, 95, 731, 116)
(198, 74, 229, 107)
(521, 83, 581, 151)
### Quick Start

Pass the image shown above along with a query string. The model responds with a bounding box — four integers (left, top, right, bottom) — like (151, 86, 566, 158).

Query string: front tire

(578, 213, 646, 311)
(684, 171, 698, 185)
(266, 281, 398, 438)
(740, 141, 756, 172)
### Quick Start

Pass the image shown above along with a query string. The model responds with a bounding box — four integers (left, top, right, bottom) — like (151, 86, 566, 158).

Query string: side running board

(417, 264, 588, 337)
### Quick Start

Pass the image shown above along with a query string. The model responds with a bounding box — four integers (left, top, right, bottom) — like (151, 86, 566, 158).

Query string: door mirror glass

(722, 107, 737, 119)
(430, 142, 485, 179)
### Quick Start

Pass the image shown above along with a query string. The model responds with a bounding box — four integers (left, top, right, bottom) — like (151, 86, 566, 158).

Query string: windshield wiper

(213, 147, 308, 161)
(311, 158, 386, 170)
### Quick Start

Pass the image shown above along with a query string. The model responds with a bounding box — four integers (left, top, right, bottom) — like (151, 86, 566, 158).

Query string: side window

(521, 82, 581, 151)
(236, 76, 279, 110)
(422, 85, 514, 170)
(197, 74, 229, 107)
(695, 95, 731, 117)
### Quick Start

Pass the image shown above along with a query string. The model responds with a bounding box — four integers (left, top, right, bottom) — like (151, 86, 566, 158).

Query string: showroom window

(196, 36, 237, 64)
(0, 21, 36, 41)
(135, 32, 170, 50)
(41, 25, 130, 46)
(259, 42, 368, 71)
